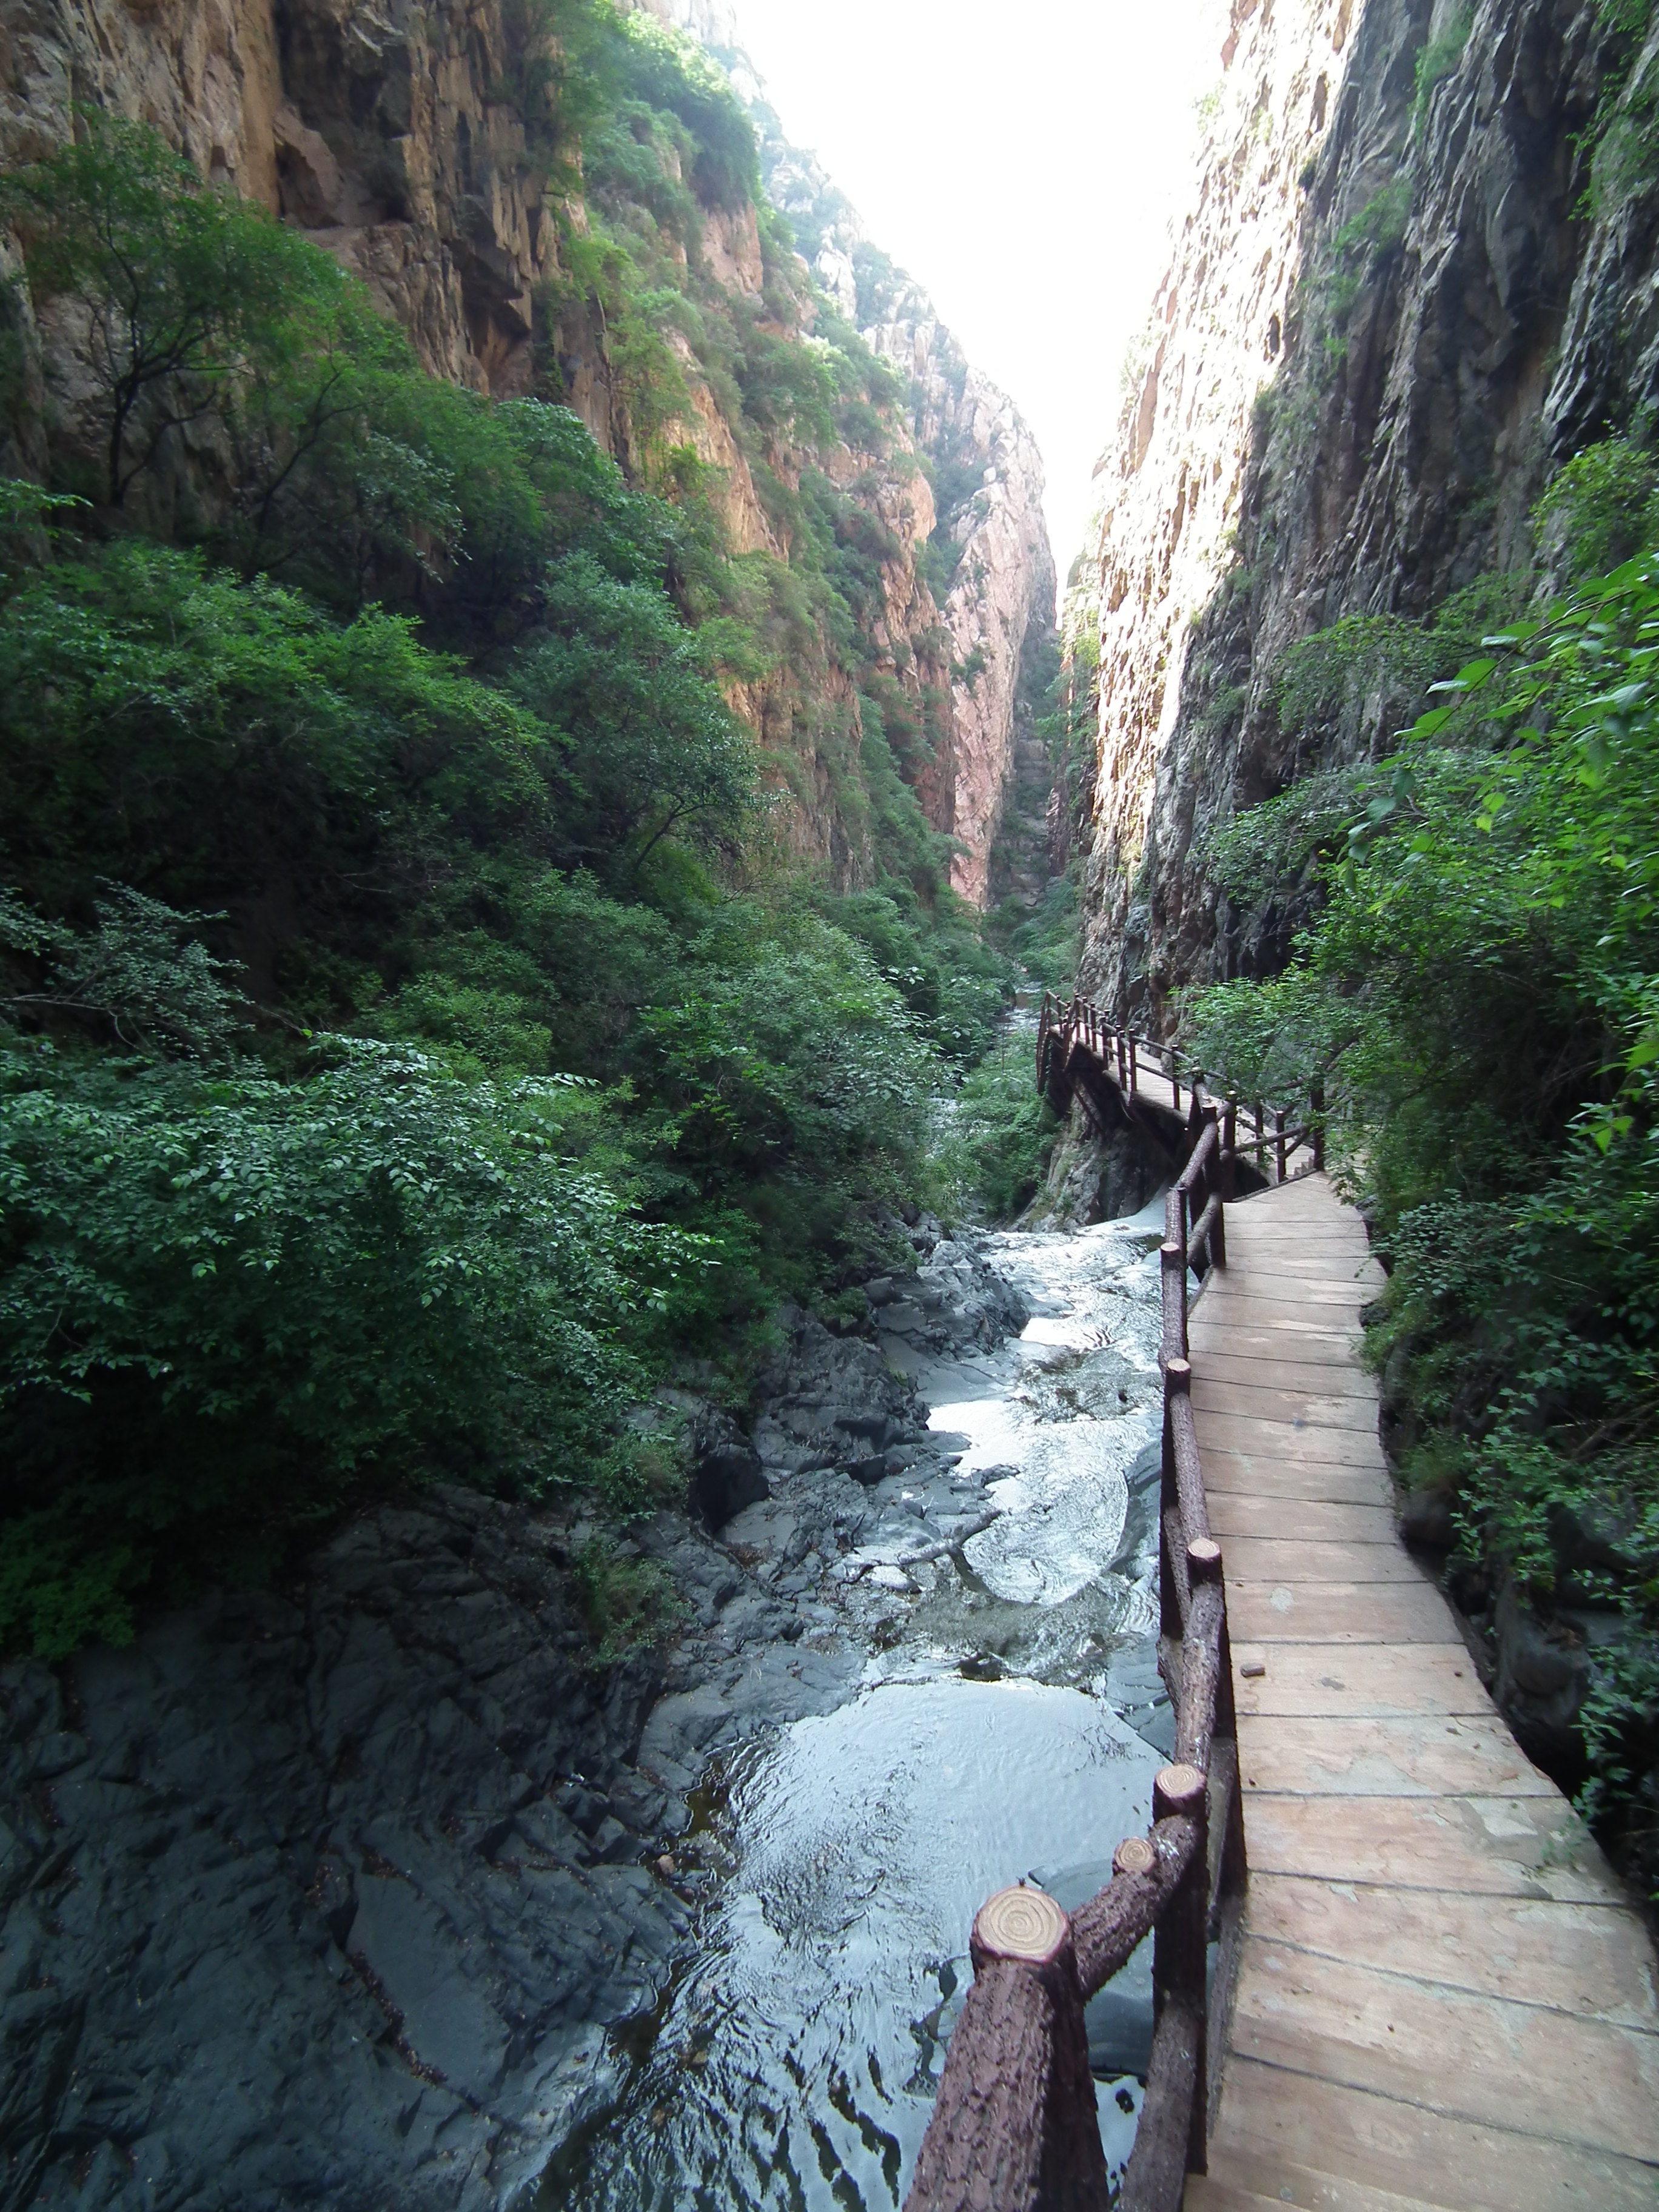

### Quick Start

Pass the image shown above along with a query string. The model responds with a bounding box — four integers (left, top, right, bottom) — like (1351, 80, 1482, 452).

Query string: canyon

(1074, 0, 1654, 1017)
(0, 0, 1051, 905)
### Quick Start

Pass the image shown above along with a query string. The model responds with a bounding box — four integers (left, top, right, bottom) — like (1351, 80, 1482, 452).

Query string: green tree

(2, 116, 332, 506)
(511, 552, 758, 877)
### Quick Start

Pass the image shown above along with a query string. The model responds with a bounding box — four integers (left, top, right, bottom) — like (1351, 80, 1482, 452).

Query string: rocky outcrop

(0, 1236, 1035, 2211)
(0, 1487, 683, 2212)
(870, 290, 1056, 905)
(1075, 0, 1633, 1019)
(0, 0, 563, 397)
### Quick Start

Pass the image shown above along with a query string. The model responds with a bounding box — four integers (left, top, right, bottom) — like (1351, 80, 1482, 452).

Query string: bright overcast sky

(722, 0, 1218, 592)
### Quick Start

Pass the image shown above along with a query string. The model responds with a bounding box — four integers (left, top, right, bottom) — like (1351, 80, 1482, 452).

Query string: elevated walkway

(1185, 1173, 1659, 2211)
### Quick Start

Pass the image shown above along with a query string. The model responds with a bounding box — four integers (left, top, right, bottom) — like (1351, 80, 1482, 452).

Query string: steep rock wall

(0, 0, 565, 395)
(676, 8, 1057, 906)
(0, 0, 1043, 904)
(1077, 0, 1633, 1021)
(1073, 0, 1354, 1007)
(869, 287, 1056, 906)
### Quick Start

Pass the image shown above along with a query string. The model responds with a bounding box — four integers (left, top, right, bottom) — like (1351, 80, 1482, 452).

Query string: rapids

(558, 1196, 1175, 2210)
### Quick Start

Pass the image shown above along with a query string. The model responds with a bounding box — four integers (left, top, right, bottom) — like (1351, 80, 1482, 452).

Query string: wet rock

(875, 1232, 1031, 1362)
(0, 1488, 694, 2212)
(1493, 1574, 1591, 1775)
(1399, 1476, 1457, 1555)
(691, 1440, 769, 1530)
(1033, 1111, 1175, 1227)
(749, 1301, 928, 1476)
(1550, 1494, 1657, 1599)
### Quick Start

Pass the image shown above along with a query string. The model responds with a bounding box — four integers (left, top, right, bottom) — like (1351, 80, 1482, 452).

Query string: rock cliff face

(0, 0, 1051, 905)
(0, 0, 565, 395)
(1073, 0, 1354, 1008)
(868, 284, 1056, 905)
(1076, 0, 1637, 1020)
(671, 7, 1057, 903)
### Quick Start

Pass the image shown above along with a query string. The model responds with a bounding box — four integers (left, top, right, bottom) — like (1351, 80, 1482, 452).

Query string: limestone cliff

(665, 3, 1058, 905)
(1076, 0, 1633, 1021)
(1073, 0, 1355, 1010)
(0, 0, 1050, 905)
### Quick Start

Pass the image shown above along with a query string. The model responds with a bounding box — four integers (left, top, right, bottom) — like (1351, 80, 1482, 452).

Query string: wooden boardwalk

(1183, 1172, 1659, 2212)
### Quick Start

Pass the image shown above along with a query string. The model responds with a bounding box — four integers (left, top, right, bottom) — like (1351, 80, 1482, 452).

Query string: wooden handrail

(910, 1017, 1252, 2212)
(1034, 993, 1328, 1184)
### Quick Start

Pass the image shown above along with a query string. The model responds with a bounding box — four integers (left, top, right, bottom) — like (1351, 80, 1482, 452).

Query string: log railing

(906, 1094, 1248, 2212)
(1034, 993, 1327, 1185)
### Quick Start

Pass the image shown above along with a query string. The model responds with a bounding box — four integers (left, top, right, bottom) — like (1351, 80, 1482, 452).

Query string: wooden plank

(1206, 1494, 1398, 1541)
(1226, 1583, 1458, 1643)
(1198, 1287, 1376, 1315)
(1219, 1537, 1425, 1584)
(1228, 1944, 1659, 2159)
(1244, 1872, 1659, 2026)
(1216, 1269, 1382, 1295)
(1191, 1416, 1388, 1470)
(1201, 1453, 1393, 1506)
(1185, 1169, 1659, 2204)
(1187, 2161, 1447, 2212)
(1235, 1712, 1558, 1796)
(1190, 1327, 1366, 1365)
(1238, 1792, 1629, 1903)
(1191, 1353, 1381, 1398)
(1211, 2060, 1659, 2211)
(1228, 1641, 1490, 1718)
(1225, 1213, 1372, 1235)
(1191, 1379, 1380, 1432)
(1191, 1338, 1372, 1376)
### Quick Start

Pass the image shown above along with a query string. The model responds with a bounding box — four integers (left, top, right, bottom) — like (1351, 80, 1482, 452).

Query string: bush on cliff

(0, 53, 1024, 1656)
(1181, 503, 1659, 1895)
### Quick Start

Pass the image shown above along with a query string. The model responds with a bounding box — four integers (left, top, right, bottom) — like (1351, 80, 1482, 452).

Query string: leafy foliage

(1183, 473, 1659, 1892)
(0, 4, 1028, 1659)
(1, 115, 330, 507)
(930, 1041, 1059, 1224)
(0, 1031, 693, 1657)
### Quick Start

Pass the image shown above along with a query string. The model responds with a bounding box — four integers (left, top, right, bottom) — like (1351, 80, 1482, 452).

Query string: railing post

(1311, 1077, 1326, 1171)
(907, 1885, 1110, 2212)
(1202, 1102, 1225, 1269)
(1274, 1105, 1287, 1184)
(1128, 1034, 1137, 1096)
(1170, 1053, 1181, 1114)
(1253, 1100, 1264, 1176)
(1155, 1760, 1209, 2172)
(1221, 1099, 1238, 1204)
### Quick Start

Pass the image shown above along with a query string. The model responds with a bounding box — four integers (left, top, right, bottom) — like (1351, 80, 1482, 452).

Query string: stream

(558, 1193, 1175, 2210)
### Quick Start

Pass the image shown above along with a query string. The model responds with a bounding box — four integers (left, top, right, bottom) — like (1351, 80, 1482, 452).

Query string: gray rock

(1493, 1574, 1591, 1773)
(692, 1441, 769, 1530)
(0, 1489, 692, 2212)
(1399, 1477, 1456, 1554)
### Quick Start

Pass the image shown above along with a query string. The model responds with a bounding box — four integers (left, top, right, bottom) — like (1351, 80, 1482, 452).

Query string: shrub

(0, 1035, 704, 1655)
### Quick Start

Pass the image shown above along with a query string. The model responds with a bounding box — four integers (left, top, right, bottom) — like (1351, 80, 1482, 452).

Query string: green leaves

(2, 113, 346, 506)
(0, 1036, 705, 1653)
(509, 552, 758, 877)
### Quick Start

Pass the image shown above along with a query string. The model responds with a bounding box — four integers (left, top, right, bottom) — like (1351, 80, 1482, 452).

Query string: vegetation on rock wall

(1181, 446, 1659, 1899)
(0, 12, 1033, 1655)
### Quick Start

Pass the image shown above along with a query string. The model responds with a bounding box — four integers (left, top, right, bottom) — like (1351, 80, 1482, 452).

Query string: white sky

(723, 0, 1218, 591)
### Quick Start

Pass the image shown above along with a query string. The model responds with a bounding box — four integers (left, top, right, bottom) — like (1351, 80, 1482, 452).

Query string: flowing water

(560, 1195, 1174, 2211)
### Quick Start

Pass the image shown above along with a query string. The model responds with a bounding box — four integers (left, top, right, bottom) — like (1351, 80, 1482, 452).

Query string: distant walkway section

(1185, 1172, 1659, 2212)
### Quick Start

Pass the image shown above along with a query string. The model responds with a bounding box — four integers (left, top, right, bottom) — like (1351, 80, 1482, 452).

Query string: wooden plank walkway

(1181, 1171, 1659, 2212)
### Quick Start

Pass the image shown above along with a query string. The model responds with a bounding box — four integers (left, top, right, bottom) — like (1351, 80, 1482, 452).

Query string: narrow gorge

(3, 0, 1659, 2203)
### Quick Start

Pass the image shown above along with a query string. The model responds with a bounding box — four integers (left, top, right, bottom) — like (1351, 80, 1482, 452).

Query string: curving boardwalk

(1185, 1172, 1659, 2212)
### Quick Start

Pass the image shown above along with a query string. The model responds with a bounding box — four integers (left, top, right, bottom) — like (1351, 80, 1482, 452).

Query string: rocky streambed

(1, 1202, 1175, 2212)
